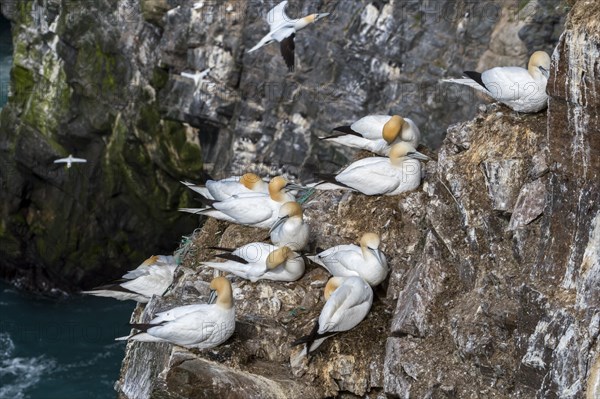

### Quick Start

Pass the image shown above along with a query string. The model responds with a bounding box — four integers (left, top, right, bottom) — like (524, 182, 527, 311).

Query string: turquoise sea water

(0, 282, 134, 399)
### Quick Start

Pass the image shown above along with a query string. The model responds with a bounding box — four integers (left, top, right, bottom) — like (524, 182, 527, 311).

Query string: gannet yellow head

(324, 277, 345, 300)
(389, 142, 430, 165)
(279, 201, 303, 219)
(140, 255, 159, 267)
(383, 115, 405, 144)
(360, 232, 381, 249)
(240, 173, 262, 190)
(269, 176, 289, 201)
(266, 246, 294, 269)
(528, 51, 551, 79)
(209, 276, 233, 309)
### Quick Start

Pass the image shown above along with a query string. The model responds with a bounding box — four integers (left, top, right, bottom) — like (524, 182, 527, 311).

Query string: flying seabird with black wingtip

(247, 1, 330, 71)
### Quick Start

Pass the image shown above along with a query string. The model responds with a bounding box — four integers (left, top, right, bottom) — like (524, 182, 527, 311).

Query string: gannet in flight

(181, 173, 269, 201)
(321, 115, 421, 155)
(202, 243, 305, 282)
(443, 51, 551, 113)
(292, 276, 373, 355)
(180, 68, 211, 86)
(82, 255, 177, 303)
(247, 1, 330, 71)
(116, 277, 235, 349)
(270, 202, 310, 251)
(54, 155, 87, 168)
(313, 142, 430, 196)
(307, 233, 388, 286)
(180, 176, 300, 229)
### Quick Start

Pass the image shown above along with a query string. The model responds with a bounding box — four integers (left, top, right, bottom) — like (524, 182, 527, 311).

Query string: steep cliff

(116, 0, 600, 398)
(0, 0, 565, 293)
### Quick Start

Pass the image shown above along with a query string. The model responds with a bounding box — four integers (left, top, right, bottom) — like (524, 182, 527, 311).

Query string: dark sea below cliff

(1, 16, 11, 107)
(0, 282, 134, 399)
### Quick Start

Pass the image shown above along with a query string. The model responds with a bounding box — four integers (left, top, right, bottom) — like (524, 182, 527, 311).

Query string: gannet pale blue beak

(407, 150, 430, 161)
(539, 66, 549, 79)
(286, 183, 306, 191)
(369, 248, 385, 267)
(269, 215, 289, 234)
(314, 12, 330, 22)
(208, 289, 217, 304)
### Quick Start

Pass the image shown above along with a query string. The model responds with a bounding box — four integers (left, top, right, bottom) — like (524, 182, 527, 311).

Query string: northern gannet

(82, 255, 177, 303)
(313, 142, 430, 196)
(270, 202, 310, 251)
(116, 277, 235, 349)
(180, 176, 300, 229)
(181, 173, 269, 201)
(307, 233, 388, 286)
(292, 276, 373, 355)
(202, 243, 305, 282)
(247, 1, 330, 71)
(443, 51, 551, 113)
(53, 155, 87, 168)
(181, 68, 211, 86)
(320, 115, 421, 155)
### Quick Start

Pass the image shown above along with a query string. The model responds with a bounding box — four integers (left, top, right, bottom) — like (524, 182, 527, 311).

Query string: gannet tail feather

(312, 173, 354, 191)
(207, 246, 237, 252)
(463, 71, 488, 91)
(329, 125, 360, 137)
(214, 253, 249, 264)
(442, 77, 489, 93)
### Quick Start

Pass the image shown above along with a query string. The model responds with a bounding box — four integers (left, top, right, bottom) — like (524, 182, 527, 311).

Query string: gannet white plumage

(181, 68, 211, 86)
(54, 155, 87, 168)
(202, 243, 305, 282)
(443, 51, 551, 113)
(313, 142, 430, 196)
(181, 173, 269, 201)
(82, 255, 177, 303)
(247, 0, 330, 71)
(320, 115, 421, 155)
(270, 202, 310, 251)
(292, 276, 373, 355)
(116, 277, 235, 349)
(180, 176, 298, 229)
(307, 233, 388, 286)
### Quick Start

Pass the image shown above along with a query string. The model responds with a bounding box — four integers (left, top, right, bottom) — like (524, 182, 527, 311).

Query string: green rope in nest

(174, 227, 203, 265)
(297, 188, 316, 204)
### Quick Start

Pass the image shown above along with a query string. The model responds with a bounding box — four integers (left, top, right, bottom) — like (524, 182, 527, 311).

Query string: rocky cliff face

(0, 0, 565, 293)
(116, 1, 599, 398)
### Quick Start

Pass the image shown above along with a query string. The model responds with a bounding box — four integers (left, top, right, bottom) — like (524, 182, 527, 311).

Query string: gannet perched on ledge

(53, 155, 87, 168)
(443, 51, 551, 113)
(181, 173, 269, 201)
(292, 276, 373, 355)
(270, 202, 310, 251)
(307, 233, 388, 286)
(180, 176, 301, 229)
(82, 255, 177, 303)
(202, 243, 305, 282)
(321, 115, 421, 155)
(116, 277, 235, 349)
(247, 0, 330, 71)
(313, 142, 430, 196)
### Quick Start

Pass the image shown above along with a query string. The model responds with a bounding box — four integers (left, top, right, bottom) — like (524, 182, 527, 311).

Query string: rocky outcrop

(116, 1, 600, 397)
(0, 0, 565, 293)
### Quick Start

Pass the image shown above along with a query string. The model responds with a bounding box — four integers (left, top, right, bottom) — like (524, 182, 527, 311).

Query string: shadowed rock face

(116, 1, 599, 397)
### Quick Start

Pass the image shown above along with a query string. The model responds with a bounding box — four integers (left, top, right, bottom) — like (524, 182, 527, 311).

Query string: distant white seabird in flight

(443, 51, 551, 113)
(247, 0, 330, 71)
(321, 115, 421, 155)
(313, 142, 430, 196)
(54, 155, 87, 168)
